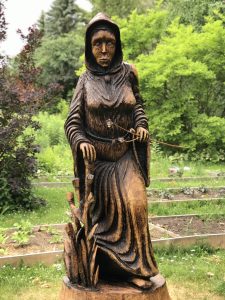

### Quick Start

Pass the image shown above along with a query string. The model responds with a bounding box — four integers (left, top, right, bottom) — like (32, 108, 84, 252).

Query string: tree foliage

(114, 9, 168, 60)
(90, 0, 155, 18)
(35, 31, 84, 100)
(0, 3, 60, 212)
(75, 1, 225, 162)
(45, 0, 87, 37)
(5, 0, 223, 165)
(165, 0, 225, 29)
(37, 11, 46, 35)
(35, 0, 87, 99)
(133, 17, 225, 161)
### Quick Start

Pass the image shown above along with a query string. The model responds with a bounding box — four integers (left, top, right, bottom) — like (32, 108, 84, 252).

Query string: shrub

(28, 100, 73, 175)
(37, 144, 72, 174)
(0, 4, 59, 213)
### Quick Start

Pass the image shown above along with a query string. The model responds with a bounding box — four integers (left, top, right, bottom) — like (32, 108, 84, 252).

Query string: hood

(85, 12, 123, 75)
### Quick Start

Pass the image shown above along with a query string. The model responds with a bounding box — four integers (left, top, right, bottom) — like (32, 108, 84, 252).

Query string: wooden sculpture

(60, 12, 170, 300)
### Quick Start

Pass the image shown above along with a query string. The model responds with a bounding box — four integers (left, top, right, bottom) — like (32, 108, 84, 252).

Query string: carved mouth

(99, 59, 109, 63)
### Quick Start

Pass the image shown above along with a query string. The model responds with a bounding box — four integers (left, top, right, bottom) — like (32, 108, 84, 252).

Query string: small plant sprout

(49, 234, 63, 244)
(11, 231, 32, 246)
(45, 226, 62, 244)
(12, 221, 34, 246)
(0, 248, 8, 256)
(0, 228, 8, 244)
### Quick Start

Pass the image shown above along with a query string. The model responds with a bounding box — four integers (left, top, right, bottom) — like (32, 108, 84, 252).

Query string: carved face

(91, 30, 116, 68)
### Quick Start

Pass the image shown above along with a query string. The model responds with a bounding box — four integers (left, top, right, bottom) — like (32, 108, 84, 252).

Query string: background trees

(0, 2, 60, 213)
(35, 0, 87, 100)
(34, 0, 225, 163)
(165, 0, 225, 29)
(90, 0, 154, 18)
(114, 2, 225, 162)
(35, 31, 84, 100)
(44, 0, 87, 37)
(1, 0, 225, 213)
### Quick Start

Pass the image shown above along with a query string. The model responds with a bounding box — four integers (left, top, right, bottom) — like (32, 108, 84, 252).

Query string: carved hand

(80, 142, 96, 162)
(136, 127, 149, 142)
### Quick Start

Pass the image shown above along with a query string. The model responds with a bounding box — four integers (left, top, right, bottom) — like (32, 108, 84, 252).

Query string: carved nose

(101, 43, 107, 53)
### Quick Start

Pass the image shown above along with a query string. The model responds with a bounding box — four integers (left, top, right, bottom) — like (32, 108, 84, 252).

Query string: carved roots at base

(63, 192, 166, 292)
(64, 192, 99, 289)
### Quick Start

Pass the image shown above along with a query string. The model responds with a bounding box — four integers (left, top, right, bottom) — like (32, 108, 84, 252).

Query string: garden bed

(1, 217, 225, 267)
(0, 223, 171, 258)
(148, 186, 225, 201)
(1, 215, 225, 258)
(0, 224, 65, 257)
(151, 214, 225, 236)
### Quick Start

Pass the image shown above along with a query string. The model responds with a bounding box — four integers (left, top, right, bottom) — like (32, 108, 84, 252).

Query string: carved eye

(107, 41, 115, 47)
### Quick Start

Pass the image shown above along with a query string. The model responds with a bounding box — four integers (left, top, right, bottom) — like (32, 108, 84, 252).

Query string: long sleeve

(130, 69, 148, 130)
(64, 74, 91, 152)
(129, 66, 150, 186)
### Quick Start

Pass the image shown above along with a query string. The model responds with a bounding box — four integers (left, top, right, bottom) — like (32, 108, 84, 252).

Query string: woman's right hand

(80, 142, 96, 162)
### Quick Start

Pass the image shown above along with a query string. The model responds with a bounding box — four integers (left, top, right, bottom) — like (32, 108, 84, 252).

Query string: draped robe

(65, 62, 158, 279)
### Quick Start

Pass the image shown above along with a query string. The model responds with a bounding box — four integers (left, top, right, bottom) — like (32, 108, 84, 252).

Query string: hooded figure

(65, 13, 159, 288)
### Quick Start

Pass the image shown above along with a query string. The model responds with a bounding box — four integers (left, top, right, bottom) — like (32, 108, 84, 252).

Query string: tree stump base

(59, 276, 171, 300)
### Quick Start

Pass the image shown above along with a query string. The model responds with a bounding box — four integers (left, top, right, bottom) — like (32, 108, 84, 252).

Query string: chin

(97, 61, 110, 68)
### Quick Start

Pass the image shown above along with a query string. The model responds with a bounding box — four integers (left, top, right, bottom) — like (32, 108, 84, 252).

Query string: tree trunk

(59, 276, 171, 300)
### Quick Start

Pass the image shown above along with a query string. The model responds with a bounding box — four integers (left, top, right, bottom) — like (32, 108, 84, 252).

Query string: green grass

(0, 263, 64, 300)
(0, 247, 224, 299)
(150, 178, 225, 189)
(0, 187, 71, 228)
(149, 199, 225, 216)
(33, 154, 225, 181)
(1, 184, 225, 228)
(150, 155, 225, 178)
(34, 175, 73, 183)
(155, 245, 225, 297)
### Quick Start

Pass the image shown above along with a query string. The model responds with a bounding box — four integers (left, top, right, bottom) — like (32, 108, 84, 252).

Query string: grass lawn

(0, 246, 224, 300)
(34, 156, 225, 181)
(149, 200, 225, 216)
(156, 245, 225, 299)
(0, 187, 71, 228)
(1, 184, 225, 228)
(0, 263, 64, 300)
(150, 156, 225, 179)
(0, 178, 225, 299)
(33, 178, 225, 188)
(150, 177, 225, 189)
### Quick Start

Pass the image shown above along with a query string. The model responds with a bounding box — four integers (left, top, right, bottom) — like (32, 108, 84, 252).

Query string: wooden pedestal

(60, 276, 171, 300)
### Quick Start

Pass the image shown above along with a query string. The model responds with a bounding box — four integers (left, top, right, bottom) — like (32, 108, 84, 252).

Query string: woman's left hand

(136, 127, 149, 142)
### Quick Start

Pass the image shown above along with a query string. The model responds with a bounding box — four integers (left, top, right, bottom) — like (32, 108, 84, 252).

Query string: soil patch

(0, 224, 168, 257)
(1, 217, 225, 257)
(0, 225, 65, 257)
(151, 215, 225, 236)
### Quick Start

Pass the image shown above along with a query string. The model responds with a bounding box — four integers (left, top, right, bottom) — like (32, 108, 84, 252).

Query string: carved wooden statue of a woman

(63, 13, 170, 298)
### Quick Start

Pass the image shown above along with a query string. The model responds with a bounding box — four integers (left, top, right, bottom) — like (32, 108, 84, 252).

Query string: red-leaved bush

(0, 0, 61, 212)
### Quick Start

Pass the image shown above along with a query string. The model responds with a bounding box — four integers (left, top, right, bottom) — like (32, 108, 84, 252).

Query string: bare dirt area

(151, 215, 225, 236)
(1, 216, 225, 257)
(0, 225, 65, 257)
(0, 224, 171, 257)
